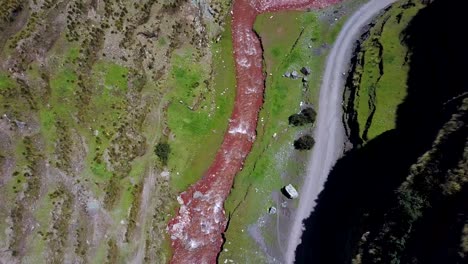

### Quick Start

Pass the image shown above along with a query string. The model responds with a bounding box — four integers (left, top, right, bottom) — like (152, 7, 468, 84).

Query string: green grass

(94, 62, 129, 91)
(170, 51, 205, 105)
(74, 61, 130, 185)
(112, 178, 135, 221)
(167, 18, 236, 192)
(66, 46, 80, 62)
(38, 55, 131, 200)
(158, 36, 167, 46)
(38, 107, 58, 153)
(35, 45, 131, 190)
(26, 43, 139, 242)
(25, 190, 56, 264)
(38, 108, 55, 132)
(91, 162, 113, 179)
(356, 2, 424, 140)
(50, 68, 78, 99)
(91, 242, 109, 264)
(0, 72, 14, 90)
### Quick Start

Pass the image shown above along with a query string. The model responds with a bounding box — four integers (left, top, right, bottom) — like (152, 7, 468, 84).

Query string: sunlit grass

(167, 18, 236, 192)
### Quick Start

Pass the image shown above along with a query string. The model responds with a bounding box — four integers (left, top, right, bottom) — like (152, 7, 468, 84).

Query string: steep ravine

(297, 0, 468, 263)
(342, 0, 424, 144)
(342, 9, 391, 146)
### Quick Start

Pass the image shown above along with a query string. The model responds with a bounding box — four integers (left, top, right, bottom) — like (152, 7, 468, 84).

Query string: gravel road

(285, 0, 398, 263)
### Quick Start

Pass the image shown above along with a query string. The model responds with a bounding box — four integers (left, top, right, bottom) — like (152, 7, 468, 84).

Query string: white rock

(160, 170, 170, 178)
(284, 184, 299, 199)
(269, 206, 277, 214)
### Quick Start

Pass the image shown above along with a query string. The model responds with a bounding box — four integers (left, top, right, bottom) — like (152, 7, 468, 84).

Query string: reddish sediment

(167, 1, 340, 263)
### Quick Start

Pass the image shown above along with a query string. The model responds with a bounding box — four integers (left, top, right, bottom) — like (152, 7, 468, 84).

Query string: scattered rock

(301, 66, 311, 75)
(268, 206, 277, 214)
(137, 31, 158, 39)
(86, 199, 100, 213)
(14, 120, 26, 130)
(291, 70, 299, 79)
(282, 184, 299, 199)
(160, 170, 170, 178)
(193, 191, 204, 199)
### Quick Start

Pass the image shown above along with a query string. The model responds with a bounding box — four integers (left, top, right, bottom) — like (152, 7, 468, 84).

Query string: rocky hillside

(0, 0, 234, 263)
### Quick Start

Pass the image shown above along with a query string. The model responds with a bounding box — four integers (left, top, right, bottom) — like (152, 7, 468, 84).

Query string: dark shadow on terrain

(400, 179, 468, 264)
(294, 0, 468, 263)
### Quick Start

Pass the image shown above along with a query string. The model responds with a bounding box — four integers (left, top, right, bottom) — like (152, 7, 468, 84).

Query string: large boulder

(283, 184, 299, 199)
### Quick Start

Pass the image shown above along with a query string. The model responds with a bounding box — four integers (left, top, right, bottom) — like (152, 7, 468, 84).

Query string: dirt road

(284, 0, 398, 263)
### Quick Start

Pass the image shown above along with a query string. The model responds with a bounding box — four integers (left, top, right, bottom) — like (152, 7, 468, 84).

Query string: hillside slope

(0, 0, 234, 263)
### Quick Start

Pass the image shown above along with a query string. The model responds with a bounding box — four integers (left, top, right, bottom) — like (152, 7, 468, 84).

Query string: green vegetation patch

(0, 72, 14, 90)
(94, 62, 129, 92)
(90, 162, 113, 179)
(170, 50, 206, 106)
(50, 68, 78, 101)
(352, 1, 424, 140)
(87, 62, 128, 126)
(79, 62, 130, 183)
(167, 18, 236, 192)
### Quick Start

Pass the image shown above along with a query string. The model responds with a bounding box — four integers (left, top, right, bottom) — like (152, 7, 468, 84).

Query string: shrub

(301, 107, 317, 122)
(288, 107, 317, 126)
(155, 142, 171, 165)
(294, 135, 315, 150)
(289, 114, 307, 126)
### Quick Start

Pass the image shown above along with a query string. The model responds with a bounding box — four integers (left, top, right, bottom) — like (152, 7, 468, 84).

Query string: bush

(289, 114, 306, 126)
(155, 142, 171, 165)
(294, 135, 315, 150)
(288, 107, 317, 126)
(301, 107, 317, 121)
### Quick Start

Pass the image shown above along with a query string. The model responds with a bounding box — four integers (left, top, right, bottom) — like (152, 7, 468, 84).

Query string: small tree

(294, 135, 315, 150)
(155, 142, 171, 165)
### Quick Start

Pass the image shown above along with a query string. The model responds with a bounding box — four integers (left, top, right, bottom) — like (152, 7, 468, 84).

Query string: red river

(167, 1, 339, 263)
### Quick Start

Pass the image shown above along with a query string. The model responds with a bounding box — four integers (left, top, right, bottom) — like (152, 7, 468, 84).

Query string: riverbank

(220, 0, 367, 263)
(167, 0, 341, 263)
